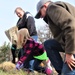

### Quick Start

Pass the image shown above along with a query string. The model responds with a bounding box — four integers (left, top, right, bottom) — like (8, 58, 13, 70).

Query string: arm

(16, 40, 33, 70)
(19, 40, 34, 63)
(19, 47, 32, 63)
(27, 16, 36, 36)
(16, 18, 21, 30)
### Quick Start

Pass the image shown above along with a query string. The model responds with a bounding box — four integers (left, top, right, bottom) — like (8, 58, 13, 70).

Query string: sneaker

(45, 67, 52, 75)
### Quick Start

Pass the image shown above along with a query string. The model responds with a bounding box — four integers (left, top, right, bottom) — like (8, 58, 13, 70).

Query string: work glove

(16, 61, 23, 70)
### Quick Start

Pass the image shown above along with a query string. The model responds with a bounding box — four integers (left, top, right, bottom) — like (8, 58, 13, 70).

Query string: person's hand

(16, 61, 22, 70)
(16, 63, 20, 70)
(65, 54, 75, 70)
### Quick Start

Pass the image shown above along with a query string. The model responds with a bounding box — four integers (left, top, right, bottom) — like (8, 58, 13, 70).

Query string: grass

(0, 61, 27, 75)
(0, 69, 27, 75)
(0, 69, 47, 75)
(0, 68, 58, 75)
(0, 61, 58, 75)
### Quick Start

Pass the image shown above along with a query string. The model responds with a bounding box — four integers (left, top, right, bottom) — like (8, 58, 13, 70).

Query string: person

(15, 7, 37, 41)
(15, 7, 38, 71)
(35, 0, 75, 75)
(16, 28, 52, 75)
(11, 40, 17, 64)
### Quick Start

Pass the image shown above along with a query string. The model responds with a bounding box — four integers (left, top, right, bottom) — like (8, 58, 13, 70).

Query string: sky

(0, 0, 75, 46)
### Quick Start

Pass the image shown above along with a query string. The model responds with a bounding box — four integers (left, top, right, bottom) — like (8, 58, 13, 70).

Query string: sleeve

(27, 16, 36, 36)
(19, 41, 33, 63)
(16, 18, 21, 27)
(47, 4, 75, 54)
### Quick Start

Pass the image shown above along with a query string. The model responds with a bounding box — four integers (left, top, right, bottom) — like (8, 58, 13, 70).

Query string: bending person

(16, 28, 52, 75)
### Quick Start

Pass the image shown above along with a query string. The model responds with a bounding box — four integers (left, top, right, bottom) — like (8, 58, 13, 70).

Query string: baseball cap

(35, 0, 51, 19)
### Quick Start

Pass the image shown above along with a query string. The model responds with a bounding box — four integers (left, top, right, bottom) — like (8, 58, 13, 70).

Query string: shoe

(45, 67, 52, 75)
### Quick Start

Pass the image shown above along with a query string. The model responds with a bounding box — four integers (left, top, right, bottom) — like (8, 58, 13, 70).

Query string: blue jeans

(44, 39, 75, 75)
(61, 62, 75, 75)
(29, 60, 34, 71)
(31, 35, 38, 41)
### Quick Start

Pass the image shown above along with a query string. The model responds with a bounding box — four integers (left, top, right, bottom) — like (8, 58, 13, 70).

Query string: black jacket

(17, 12, 37, 36)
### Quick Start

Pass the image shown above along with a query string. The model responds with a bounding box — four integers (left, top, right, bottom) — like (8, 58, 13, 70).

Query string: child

(16, 28, 52, 75)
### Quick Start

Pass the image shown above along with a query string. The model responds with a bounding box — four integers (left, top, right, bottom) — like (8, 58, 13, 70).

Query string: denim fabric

(29, 60, 34, 71)
(44, 39, 75, 75)
(31, 35, 38, 41)
(61, 61, 75, 75)
(44, 39, 64, 74)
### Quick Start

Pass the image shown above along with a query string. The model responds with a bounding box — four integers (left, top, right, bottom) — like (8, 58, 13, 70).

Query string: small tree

(37, 24, 53, 43)
(0, 42, 11, 62)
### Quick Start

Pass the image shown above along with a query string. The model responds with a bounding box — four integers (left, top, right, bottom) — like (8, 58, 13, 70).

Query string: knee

(44, 39, 54, 48)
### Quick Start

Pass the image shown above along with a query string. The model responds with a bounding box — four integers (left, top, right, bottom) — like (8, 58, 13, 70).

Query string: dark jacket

(44, 1, 75, 54)
(17, 12, 37, 36)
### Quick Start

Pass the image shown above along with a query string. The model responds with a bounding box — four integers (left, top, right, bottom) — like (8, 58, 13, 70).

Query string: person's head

(17, 28, 30, 49)
(35, 0, 51, 19)
(15, 7, 25, 18)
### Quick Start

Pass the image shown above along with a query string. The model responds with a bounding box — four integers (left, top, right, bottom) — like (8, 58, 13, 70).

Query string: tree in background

(37, 24, 53, 43)
(0, 42, 11, 63)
